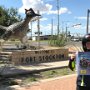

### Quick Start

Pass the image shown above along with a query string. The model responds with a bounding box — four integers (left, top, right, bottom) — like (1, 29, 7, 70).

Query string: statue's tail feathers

(0, 25, 7, 37)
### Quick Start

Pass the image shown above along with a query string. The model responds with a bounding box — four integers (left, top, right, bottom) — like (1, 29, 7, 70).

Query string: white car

(71, 38, 79, 42)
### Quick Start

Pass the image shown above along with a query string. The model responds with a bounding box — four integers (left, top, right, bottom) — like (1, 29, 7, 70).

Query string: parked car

(71, 38, 79, 42)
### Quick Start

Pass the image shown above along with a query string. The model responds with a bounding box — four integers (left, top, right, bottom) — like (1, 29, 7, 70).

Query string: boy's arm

(68, 54, 76, 71)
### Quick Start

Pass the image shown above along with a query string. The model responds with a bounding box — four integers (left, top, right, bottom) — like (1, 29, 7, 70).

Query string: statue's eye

(27, 11, 31, 14)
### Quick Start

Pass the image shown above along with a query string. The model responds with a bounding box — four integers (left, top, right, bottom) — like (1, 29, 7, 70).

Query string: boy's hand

(71, 54, 75, 59)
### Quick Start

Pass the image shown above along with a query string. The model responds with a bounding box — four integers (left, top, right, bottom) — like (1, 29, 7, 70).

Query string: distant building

(32, 35, 52, 41)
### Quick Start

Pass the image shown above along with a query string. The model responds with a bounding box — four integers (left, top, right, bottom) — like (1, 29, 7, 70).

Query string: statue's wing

(0, 25, 7, 36)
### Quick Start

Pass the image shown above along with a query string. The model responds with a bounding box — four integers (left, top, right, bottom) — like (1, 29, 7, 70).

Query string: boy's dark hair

(82, 33, 90, 51)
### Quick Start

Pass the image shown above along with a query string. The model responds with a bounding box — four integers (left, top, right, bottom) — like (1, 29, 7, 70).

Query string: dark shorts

(77, 85, 90, 90)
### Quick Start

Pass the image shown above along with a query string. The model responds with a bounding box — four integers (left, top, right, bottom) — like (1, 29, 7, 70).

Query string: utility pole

(31, 14, 42, 41)
(66, 25, 68, 41)
(51, 19, 53, 37)
(86, 9, 90, 34)
(30, 22, 32, 40)
(37, 10, 40, 49)
(57, 0, 60, 35)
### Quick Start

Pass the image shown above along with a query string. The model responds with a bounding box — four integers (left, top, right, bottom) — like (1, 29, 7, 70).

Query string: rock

(6, 85, 21, 90)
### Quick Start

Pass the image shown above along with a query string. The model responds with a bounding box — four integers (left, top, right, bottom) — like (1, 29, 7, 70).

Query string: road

(65, 41, 83, 52)
(1, 40, 82, 50)
(31, 40, 82, 48)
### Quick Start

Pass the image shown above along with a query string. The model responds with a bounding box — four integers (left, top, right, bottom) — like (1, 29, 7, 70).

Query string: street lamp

(66, 23, 81, 41)
(72, 23, 81, 27)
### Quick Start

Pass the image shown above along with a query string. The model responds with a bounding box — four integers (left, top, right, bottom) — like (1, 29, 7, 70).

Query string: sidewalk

(0, 60, 69, 76)
(24, 74, 77, 90)
(7, 74, 77, 90)
(28, 74, 77, 90)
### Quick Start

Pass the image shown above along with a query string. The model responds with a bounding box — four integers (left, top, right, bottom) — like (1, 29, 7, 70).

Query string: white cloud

(40, 18, 48, 21)
(74, 16, 87, 20)
(19, 0, 71, 15)
(47, 7, 71, 15)
(19, 0, 52, 13)
(60, 7, 71, 14)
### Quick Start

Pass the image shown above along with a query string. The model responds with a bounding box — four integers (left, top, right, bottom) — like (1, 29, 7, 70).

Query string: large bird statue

(0, 8, 41, 44)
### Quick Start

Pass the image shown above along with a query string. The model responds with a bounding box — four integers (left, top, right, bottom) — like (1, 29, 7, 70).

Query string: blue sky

(0, 0, 90, 36)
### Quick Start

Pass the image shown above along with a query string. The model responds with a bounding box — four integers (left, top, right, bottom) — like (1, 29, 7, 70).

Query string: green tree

(0, 6, 22, 26)
(7, 7, 22, 25)
(0, 6, 9, 26)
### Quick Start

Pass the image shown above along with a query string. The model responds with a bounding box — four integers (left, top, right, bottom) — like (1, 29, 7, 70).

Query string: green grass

(23, 77, 37, 84)
(21, 68, 76, 85)
(40, 68, 75, 79)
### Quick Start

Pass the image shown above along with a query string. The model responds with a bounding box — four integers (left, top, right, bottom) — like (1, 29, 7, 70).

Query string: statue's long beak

(35, 13, 41, 16)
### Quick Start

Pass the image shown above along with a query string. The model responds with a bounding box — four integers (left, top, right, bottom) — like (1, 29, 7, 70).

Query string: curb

(1, 66, 68, 77)
(40, 74, 77, 82)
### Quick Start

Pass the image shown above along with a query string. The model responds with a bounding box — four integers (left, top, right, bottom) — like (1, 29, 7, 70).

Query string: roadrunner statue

(0, 8, 41, 44)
